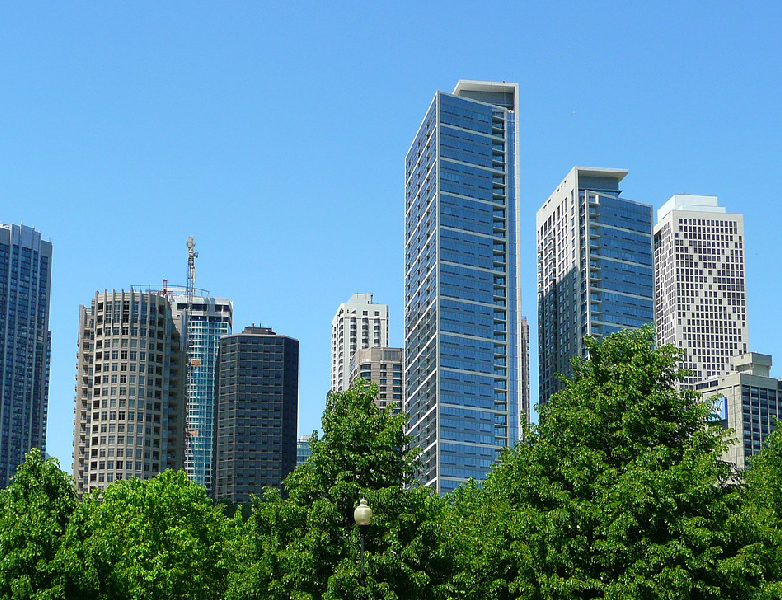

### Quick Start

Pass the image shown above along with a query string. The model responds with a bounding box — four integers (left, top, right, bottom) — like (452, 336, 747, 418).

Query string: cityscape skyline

(1, 3, 780, 469)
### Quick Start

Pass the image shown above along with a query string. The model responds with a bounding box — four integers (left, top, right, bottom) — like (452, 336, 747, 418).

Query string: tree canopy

(4, 327, 782, 599)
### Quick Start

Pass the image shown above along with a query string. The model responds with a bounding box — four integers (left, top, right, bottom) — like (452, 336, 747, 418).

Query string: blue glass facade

(0, 224, 51, 488)
(173, 296, 232, 493)
(405, 81, 523, 494)
(537, 169, 654, 403)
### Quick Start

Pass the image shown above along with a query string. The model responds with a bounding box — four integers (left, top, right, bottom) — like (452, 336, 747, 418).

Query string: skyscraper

(654, 195, 747, 386)
(171, 293, 232, 493)
(404, 80, 524, 494)
(331, 293, 389, 393)
(72, 290, 186, 496)
(537, 167, 654, 403)
(349, 346, 404, 411)
(0, 224, 52, 487)
(213, 326, 298, 504)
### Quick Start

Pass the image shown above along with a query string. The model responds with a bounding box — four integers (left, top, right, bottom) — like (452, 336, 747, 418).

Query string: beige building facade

(349, 346, 403, 411)
(72, 289, 185, 496)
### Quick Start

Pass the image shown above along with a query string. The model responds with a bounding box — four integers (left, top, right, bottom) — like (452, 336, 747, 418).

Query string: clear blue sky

(1, 2, 780, 469)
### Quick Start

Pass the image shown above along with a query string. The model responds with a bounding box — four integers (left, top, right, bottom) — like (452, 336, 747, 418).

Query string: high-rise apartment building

(72, 290, 186, 496)
(697, 352, 780, 469)
(405, 80, 524, 494)
(349, 346, 404, 411)
(654, 195, 747, 386)
(171, 292, 232, 493)
(213, 326, 298, 504)
(537, 168, 654, 403)
(0, 224, 52, 487)
(331, 293, 389, 393)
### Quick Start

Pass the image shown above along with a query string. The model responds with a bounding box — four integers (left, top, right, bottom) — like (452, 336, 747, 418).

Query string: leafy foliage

(78, 469, 235, 600)
(459, 326, 764, 600)
(227, 380, 457, 600)
(743, 427, 782, 599)
(5, 329, 782, 598)
(0, 449, 77, 600)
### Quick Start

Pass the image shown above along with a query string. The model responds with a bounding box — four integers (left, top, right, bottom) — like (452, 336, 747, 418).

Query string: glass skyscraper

(404, 80, 524, 494)
(171, 294, 232, 493)
(0, 224, 52, 488)
(537, 168, 655, 403)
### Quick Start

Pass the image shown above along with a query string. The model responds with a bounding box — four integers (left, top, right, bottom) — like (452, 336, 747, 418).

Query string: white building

(330, 293, 389, 393)
(654, 195, 747, 386)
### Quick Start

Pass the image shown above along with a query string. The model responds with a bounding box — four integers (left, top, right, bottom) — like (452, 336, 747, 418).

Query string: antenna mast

(187, 236, 198, 310)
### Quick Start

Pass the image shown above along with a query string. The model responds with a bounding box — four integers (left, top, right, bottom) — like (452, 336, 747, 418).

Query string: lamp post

(353, 496, 372, 587)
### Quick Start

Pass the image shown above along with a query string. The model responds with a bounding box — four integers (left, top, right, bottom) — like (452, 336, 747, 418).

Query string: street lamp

(354, 496, 373, 587)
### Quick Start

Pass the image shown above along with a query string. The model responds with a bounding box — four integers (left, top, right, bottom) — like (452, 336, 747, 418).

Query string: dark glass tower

(0, 224, 52, 488)
(404, 81, 524, 494)
(213, 326, 298, 504)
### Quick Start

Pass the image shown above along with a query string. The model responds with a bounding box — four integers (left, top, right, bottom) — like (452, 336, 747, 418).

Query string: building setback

(537, 167, 654, 403)
(213, 326, 298, 504)
(349, 346, 404, 411)
(72, 290, 186, 496)
(0, 224, 52, 487)
(697, 352, 781, 469)
(654, 195, 747, 387)
(331, 293, 389, 393)
(405, 80, 525, 494)
(171, 292, 233, 494)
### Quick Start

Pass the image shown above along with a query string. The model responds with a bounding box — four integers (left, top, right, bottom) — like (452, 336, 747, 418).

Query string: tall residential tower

(72, 290, 186, 496)
(331, 293, 389, 393)
(537, 168, 654, 403)
(171, 293, 232, 493)
(0, 224, 52, 487)
(404, 80, 524, 494)
(654, 195, 747, 386)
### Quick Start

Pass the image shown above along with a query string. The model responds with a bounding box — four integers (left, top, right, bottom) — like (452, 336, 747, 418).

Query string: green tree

(464, 326, 764, 600)
(227, 380, 457, 600)
(0, 449, 77, 600)
(743, 426, 782, 599)
(78, 469, 234, 600)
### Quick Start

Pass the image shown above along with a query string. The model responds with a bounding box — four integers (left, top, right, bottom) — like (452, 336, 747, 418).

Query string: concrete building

(72, 290, 186, 496)
(537, 168, 654, 404)
(654, 195, 747, 387)
(296, 434, 312, 466)
(331, 293, 389, 393)
(349, 346, 404, 411)
(520, 316, 530, 423)
(213, 326, 298, 504)
(697, 352, 781, 469)
(171, 292, 233, 493)
(0, 224, 52, 487)
(405, 80, 526, 494)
